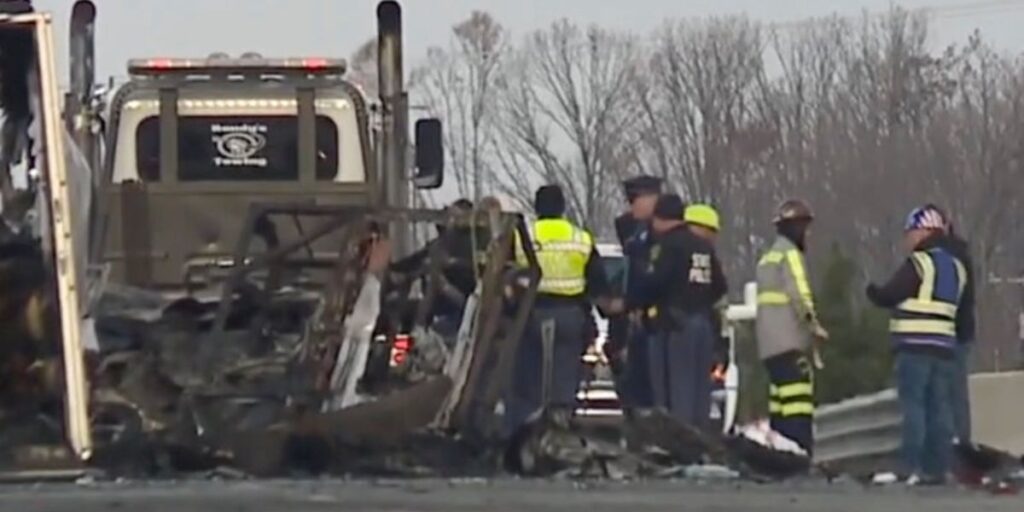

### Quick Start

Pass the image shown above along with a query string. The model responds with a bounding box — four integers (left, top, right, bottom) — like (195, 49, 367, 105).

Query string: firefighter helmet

(773, 199, 814, 224)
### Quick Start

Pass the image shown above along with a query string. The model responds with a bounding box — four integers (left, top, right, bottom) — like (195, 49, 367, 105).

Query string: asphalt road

(2, 478, 1023, 512)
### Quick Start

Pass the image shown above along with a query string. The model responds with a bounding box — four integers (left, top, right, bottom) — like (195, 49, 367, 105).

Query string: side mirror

(413, 118, 443, 189)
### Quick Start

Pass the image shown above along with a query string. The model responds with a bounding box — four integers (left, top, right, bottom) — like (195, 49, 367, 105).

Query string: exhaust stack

(67, 0, 96, 170)
(377, 1, 410, 254)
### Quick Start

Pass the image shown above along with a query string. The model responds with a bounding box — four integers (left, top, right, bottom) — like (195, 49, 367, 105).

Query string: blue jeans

(896, 351, 955, 478)
(951, 343, 972, 442)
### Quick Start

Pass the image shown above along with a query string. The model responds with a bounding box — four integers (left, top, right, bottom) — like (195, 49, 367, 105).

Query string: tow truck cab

(99, 56, 386, 289)
(71, 1, 443, 292)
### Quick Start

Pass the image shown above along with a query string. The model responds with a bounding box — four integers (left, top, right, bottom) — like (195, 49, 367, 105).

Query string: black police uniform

(632, 196, 727, 428)
(607, 176, 662, 410)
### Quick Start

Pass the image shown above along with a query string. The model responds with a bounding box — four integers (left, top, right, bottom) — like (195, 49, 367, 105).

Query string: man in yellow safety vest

(505, 184, 617, 434)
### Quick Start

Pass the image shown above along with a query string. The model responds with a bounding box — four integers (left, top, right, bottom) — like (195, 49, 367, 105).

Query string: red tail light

(147, 58, 175, 69)
(390, 334, 414, 367)
(302, 58, 328, 69)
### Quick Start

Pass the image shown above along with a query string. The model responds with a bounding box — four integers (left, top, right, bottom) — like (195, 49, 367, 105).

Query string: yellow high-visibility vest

(757, 248, 816, 316)
(890, 249, 965, 343)
(516, 218, 592, 296)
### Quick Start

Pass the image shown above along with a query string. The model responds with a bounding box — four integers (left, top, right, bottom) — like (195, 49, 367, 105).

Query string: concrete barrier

(814, 370, 1024, 468)
(970, 370, 1024, 453)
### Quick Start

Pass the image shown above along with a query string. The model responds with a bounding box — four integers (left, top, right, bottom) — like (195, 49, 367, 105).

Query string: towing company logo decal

(211, 123, 268, 167)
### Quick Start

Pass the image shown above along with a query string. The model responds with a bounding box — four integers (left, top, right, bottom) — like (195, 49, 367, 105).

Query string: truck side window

(314, 115, 339, 181)
(135, 117, 162, 182)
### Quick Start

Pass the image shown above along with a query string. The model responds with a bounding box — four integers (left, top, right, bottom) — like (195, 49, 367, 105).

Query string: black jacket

(390, 229, 478, 318)
(630, 224, 727, 326)
(615, 213, 654, 305)
(940, 234, 976, 343)
(866, 236, 940, 308)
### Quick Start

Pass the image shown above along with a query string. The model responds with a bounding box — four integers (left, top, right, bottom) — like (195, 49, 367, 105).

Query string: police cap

(622, 175, 663, 202)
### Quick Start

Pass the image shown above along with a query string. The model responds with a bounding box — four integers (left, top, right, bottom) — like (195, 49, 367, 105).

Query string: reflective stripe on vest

(515, 218, 592, 296)
(890, 249, 965, 345)
(757, 249, 815, 315)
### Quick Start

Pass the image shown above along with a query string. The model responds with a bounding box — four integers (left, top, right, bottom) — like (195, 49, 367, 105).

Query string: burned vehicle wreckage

(0, 0, 830, 483)
(83, 204, 545, 477)
(18, 204, 815, 480)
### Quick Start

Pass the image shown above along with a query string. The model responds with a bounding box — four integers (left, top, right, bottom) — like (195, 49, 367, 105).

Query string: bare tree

(410, 12, 507, 202)
(425, 7, 1024, 368)
(492, 20, 644, 236)
(632, 17, 771, 277)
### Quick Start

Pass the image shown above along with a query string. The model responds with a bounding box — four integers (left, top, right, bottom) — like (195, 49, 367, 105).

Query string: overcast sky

(31, 0, 1024, 84)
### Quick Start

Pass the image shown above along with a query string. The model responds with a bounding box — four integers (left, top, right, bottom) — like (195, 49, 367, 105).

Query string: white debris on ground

(735, 420, 808, 457)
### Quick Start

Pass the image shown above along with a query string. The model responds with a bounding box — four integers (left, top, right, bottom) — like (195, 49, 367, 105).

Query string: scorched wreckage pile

(0, 0, 809, 481)
(0, 0, 1020, 488)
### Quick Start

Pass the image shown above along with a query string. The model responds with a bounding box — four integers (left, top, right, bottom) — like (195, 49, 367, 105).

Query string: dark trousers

(647, 314, 714, 429)
(611, 317, 653, 409)
(503, 303, 586, 435)
(896, 351, 955, 478)
(764, 350, 814, 454)
(951, 343, 972, 443)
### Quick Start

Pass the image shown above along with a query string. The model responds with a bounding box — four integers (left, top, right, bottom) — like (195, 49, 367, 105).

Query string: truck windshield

(135, 114, 339, 181)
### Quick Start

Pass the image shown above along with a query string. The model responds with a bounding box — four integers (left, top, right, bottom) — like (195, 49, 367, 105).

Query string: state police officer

(631, 194, 727, 429)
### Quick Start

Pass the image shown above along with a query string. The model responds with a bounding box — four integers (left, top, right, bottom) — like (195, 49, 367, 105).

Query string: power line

(934, 4, 1024, 20)
(766, 0, 1024, 31)
(925, 0, 1024, 15)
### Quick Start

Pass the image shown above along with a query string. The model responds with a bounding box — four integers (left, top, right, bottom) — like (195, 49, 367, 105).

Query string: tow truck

(0, 0, 547, 477)
(64, 0, 443, 291)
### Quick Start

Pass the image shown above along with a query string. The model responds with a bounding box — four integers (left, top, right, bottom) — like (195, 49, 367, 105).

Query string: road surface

(2, 478, 1023, 512)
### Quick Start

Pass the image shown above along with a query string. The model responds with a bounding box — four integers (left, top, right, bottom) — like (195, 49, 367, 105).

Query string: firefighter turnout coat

(755, 236, 819, 360)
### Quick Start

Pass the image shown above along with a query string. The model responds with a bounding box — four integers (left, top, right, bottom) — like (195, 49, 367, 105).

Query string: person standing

(632, 194, 727, 429)
(755, 199, 828, 455)
(505, 184, 615, 434)
(867, 206, 967, 485)
(684, 203, 730, 390)
(608, 176, 663, 412)
(932, 207, 976, 444)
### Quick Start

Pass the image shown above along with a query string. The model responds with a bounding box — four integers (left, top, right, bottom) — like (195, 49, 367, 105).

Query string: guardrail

(813, 388, 900, 469)
(814, 371, 1024, 470)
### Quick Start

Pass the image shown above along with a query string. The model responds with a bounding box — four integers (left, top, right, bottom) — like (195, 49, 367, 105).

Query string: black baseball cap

(653, 193, 685, 220)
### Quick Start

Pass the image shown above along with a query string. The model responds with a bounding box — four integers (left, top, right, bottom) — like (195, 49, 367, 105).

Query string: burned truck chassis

(73, 204, 542, 476)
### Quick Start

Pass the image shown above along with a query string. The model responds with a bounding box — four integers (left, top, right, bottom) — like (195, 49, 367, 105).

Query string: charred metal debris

(0, 202, 951, 482)
(0, 202, 845, 481)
